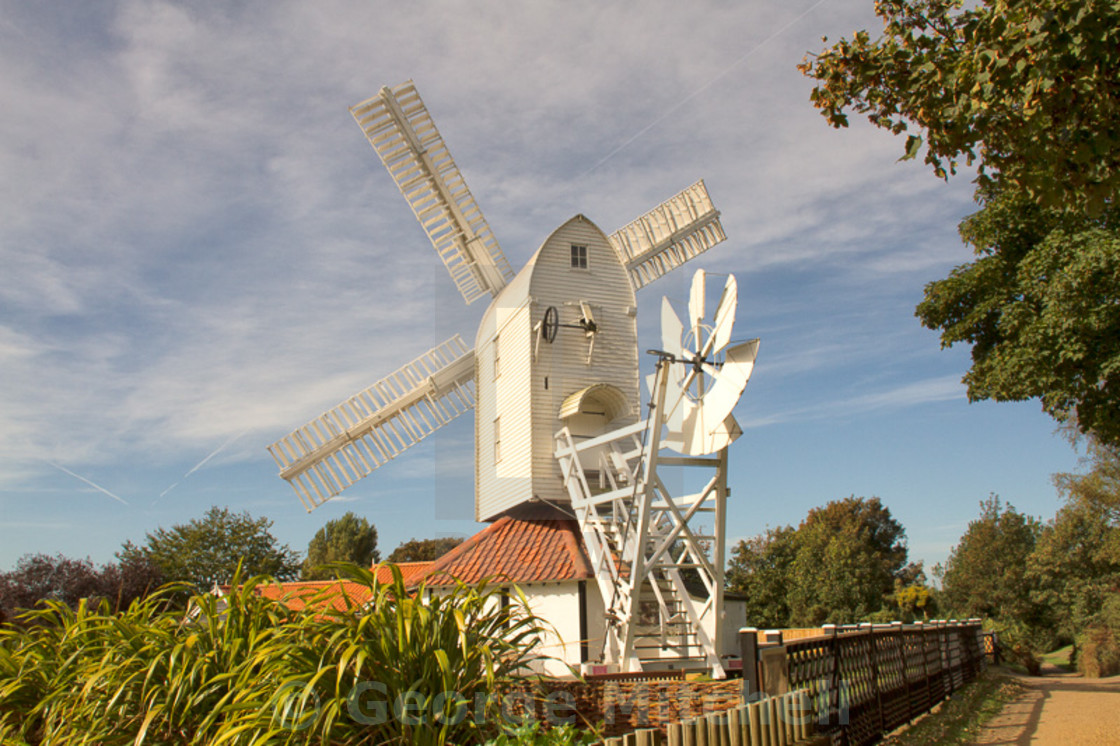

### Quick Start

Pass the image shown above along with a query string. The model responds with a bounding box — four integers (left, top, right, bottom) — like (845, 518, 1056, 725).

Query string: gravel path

(972, 665, 1120, 745)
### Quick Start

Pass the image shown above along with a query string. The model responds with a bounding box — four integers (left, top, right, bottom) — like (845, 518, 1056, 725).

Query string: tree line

(726, 436, 1120, 677)
(9, 459, 1116, 679)
(725, 496, 928, 629)
(938, 435, 1120, 676)
(0, 508, 462, 621)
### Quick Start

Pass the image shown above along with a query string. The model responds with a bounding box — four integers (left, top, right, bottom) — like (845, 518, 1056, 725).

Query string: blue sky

(0, 0, 1081, 575)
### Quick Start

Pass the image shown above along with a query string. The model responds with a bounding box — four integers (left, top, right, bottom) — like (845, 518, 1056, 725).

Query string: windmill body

(269, 81, 758, 677)
(475, 215, 639, 522)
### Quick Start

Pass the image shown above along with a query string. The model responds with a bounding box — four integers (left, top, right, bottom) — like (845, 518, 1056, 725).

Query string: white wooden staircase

(554, 358, 730, 677)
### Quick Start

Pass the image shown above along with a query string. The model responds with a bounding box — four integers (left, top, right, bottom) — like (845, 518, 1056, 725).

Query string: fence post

(891, 621, 912, 722)
(758, 630, 788, 697)
(768, 696, 782, 746)
(739, 627, 760, 703)
(968, 619, 984, 677)
(951, 619, 964, 691)
(942, 620, 955, 696)
(860, 622, 885, 737)
(625, 730, 662, 746)
(712, 705, 728, 743)
(726, 705, 741, 746)
(816, 624, 836, 731)
(916, 621, 934, 713)
(823, 624, 840, 732)
(747, 700, 763, 745)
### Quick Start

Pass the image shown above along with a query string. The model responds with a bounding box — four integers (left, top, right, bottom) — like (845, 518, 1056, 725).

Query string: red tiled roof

(420, 516, 593, 586)
(224, 561, 434, 612)
(253, 579, 372, 613)
(373, 560, 433, 585)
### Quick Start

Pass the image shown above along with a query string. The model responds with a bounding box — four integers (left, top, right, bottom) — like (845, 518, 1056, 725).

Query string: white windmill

(268, 81, 758, 676)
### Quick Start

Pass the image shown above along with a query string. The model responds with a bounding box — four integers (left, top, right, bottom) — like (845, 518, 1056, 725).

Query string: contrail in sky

(157, 430, 248, 501)
(41, 459, 129, 506)
(579, 0, 834, 179)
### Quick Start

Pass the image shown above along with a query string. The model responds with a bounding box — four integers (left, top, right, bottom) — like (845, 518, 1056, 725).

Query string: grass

(997, 643, 1076, 676)
(1040, 644, 1075, 671)
(878, 670, 1024, 746)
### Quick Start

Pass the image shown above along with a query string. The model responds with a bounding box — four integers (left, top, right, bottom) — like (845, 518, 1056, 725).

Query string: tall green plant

(243, 564, 550, 745)
(0, 564, 552, 745)
(0, 574, 289, 745)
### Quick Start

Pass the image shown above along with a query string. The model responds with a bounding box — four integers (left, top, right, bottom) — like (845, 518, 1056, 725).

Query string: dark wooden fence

(592, 620, 985, 745)
(740, 619, 986, 746)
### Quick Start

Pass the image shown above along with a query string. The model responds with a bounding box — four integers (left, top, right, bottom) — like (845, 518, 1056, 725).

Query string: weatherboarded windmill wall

(475, 215, 640, 522)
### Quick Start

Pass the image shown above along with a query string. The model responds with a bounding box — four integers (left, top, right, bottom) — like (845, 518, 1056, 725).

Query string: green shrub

(0, 574, 286, 745)
(986, 619, 1052, 675)
(483, 720, 598, 745)
(1077, 595, 1120, 678)
(244, 563, 551, 745)
(0, 564, 551, 745)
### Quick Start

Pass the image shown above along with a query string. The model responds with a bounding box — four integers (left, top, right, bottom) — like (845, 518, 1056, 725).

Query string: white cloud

(747, 374, 967, 428)
(844, 374, 966, 411)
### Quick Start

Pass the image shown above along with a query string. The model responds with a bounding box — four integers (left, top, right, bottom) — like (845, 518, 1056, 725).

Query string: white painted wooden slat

(366, 430, 392, 463)
(607, 180, 727, 290)
(399, 409, 422, 440)
(413, 401, 437, 432)
(343, 443, 373, 476)
(381, 417, 406, 448)
(350, 80, 513, 305)
(268, 335, 476, 510)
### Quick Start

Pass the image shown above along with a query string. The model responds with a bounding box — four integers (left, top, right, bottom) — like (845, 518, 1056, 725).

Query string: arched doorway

(558, 383, 630, 439)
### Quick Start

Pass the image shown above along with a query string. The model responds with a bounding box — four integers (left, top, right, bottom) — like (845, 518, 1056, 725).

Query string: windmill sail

(608, 180, 726, 290)
(351, 81, 514, 304)
(268, 335, 475, 510)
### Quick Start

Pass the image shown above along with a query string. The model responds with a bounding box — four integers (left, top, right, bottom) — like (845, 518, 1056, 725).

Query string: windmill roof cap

(479, 214, 616, 339)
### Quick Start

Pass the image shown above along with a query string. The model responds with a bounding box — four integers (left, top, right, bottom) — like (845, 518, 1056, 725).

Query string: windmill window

(570, 244, 588, 269)
(493, 416, 501, 463)
(493, 334, 500, 379)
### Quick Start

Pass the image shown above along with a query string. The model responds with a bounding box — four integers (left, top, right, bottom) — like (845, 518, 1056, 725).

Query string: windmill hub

(540, 305, 598, 336)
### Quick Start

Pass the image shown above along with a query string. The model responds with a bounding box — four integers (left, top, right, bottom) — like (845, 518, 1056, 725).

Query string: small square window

(570, 244, 588, 269)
